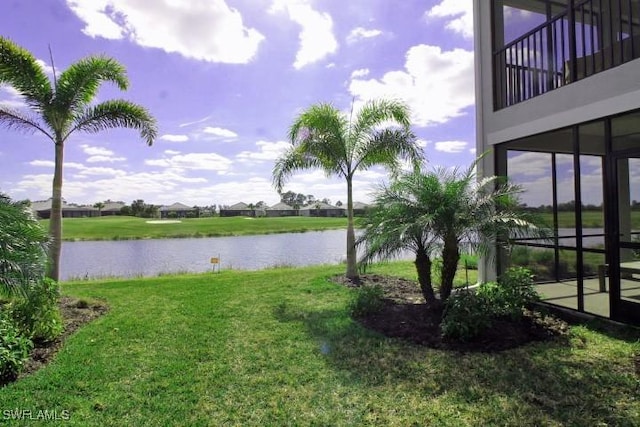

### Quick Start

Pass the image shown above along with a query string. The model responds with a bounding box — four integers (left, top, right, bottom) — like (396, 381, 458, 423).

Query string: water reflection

(60, 230, 363, 280)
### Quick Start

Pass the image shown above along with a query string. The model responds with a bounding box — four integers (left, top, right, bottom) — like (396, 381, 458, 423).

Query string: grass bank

(39, 216, 348, 241)
(1, 263, 638, 426)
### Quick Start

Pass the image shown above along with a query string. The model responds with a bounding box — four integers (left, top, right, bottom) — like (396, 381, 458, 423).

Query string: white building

(474, 0, 640, 324)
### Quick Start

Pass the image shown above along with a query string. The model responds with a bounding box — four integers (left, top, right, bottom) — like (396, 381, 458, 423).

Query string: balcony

(493, 0, 640, 110)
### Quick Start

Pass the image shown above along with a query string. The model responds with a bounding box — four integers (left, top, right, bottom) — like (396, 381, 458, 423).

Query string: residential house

(159, 202, 196, 219)
(100, 201, 125, 216)
(299, 202, 346, 217)
(474, 0, 640, 325)
(265, 202, 297, 217)
(219, 202, 255, 217)
(352, 201, 370, 216)
(31, 199, 99, 219)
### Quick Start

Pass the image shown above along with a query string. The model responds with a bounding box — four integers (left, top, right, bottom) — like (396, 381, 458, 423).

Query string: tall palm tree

(273, 99, 423, 281)
(358, 157, 548, 305)
(0, 37, 157, 281)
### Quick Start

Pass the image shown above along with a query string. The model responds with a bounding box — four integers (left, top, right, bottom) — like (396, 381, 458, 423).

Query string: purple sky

(0, 0, 475, 207)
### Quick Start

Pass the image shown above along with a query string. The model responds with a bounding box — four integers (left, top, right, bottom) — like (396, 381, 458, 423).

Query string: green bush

(478, 267, 539, 320)
(10, 278, 63, 343)
(441, 290, 492, 340)
(0, 311, 33, 383)
(348, 285, 384, 317)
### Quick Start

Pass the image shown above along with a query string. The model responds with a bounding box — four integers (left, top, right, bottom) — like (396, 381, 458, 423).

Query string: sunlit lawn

(0, 263, 638, 426)
(39, 215, 348, 241)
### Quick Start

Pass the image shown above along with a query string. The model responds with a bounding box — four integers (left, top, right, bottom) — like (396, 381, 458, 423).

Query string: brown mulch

(17, 297, 109, 381)
(333, 274, 570, 352)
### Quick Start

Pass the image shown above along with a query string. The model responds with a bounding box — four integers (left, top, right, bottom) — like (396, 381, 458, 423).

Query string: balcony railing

(494, 0, 640, 110)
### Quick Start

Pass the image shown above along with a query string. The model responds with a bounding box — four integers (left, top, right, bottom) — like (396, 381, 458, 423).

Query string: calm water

(59, 227, 604, 281)
(60, 230, 370, 280)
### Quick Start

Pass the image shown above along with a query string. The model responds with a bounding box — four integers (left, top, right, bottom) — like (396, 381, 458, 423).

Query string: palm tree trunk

(346, 176, 358, 281)
(47, 141, 64, 281)
(440, 235, 459, 302)
(415, 248, 436, 305)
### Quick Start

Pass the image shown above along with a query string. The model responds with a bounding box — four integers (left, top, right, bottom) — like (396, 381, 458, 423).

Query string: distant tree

(335, 200, 343, 207)
(93, 202, 105, 215)
(130, 199, 146, 217)
(306, 195, 316, 205)
(321, 198, 331, 205)
(0, 37, 157, 280)
(273, 98, 423, 281)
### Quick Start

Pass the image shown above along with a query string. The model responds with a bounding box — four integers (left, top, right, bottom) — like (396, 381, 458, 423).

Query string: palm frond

(54, 55, 128, 116)
(354, 127, 423, 173)
(0, 106, 53, 139)
(67, 99, 157, 144)
(272, 146, 323, 192)
(0, 37, 53, 110)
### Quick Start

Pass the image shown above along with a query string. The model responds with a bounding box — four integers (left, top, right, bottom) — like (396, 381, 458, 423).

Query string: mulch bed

(13, 297, 109, 384)
(332, 274, 571, 352)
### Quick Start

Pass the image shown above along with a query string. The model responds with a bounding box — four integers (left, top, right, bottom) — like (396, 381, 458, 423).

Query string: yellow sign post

(210, 256, 220, 273)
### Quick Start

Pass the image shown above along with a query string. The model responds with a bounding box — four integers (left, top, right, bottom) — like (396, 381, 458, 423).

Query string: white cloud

(86, 155, 126, 163)
(160, 134, 189, 142)
(202, 127, 238, 139)
(81, 145, 112, 156)
(416, 138, 430, 148)
(349, 44, 474, 127)
(164, 150, 181, 155)
(270, 0, 338, 69)
(0, 86, 28, 109)
(346, 27, 382, 43)
(80, 144, 126, 163)
(350, 68, 369, 78)
(145, 152, 233, 173)
(236, 140, 290, 163)
(435, 140, 467, 153)
(65, 0, 264, 64)
(426, 0, 474, 39)
(35, 59, 55, 76)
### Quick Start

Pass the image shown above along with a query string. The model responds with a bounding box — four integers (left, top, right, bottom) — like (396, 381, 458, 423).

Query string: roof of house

(101, 202, 125, 212)
(30, 199, 97, 212)
(352, 201, 369, 209)
(225, 202, 250, 210)
(299, 202, 344, 210)
(160, 202, 195, 211)
(267, 202, 294, 210)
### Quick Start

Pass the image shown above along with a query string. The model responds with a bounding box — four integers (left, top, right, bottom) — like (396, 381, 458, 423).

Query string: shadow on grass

(273, 301, 640, 426)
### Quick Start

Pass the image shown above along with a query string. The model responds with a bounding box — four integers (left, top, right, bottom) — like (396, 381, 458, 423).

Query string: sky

(0, 0, 476, 208)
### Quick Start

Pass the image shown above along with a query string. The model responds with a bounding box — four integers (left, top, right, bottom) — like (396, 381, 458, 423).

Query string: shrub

(478, 267, 539, 320)
(10, 278, 63, 343)
(441, 290, 492, 340)
(348, 285, 384, 317)
(0, 311, 33, 383)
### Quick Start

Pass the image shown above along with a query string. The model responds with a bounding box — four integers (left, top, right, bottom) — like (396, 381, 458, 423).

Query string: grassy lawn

(0, 263, 638, 426)
(39, 216, 349, 241)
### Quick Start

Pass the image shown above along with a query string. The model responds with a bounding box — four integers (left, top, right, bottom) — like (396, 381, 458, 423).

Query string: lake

(60, 229, 374, 280)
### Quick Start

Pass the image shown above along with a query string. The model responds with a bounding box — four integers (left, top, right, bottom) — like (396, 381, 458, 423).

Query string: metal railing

(494, 0, 640, 110)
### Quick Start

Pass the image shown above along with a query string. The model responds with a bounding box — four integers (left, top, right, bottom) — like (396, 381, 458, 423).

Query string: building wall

(475, 0, 640, 150)
(474, 0, 640, 282)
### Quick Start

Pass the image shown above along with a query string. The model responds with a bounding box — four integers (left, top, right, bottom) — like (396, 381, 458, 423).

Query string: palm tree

(0, 37, 157, 281)
(0, 194, 49, 298)
(93, 202, 105, 216)
(357, 197, 440, 305)
(358, 157, 548, 305)
(273, 99, 423, 281)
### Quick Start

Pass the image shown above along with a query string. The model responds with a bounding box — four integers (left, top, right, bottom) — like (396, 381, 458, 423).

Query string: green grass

(39, 216, 348, 241)
(1, 263, 638, 426)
